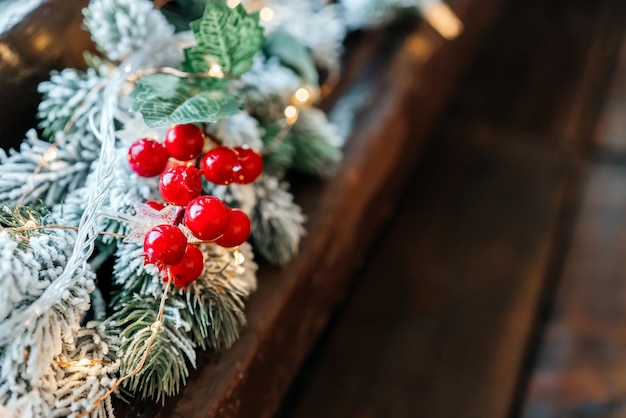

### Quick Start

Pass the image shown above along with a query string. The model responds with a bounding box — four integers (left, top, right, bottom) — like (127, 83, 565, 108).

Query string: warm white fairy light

(208, 64, 224, 78)
(43, 149, 58, 162)
(293, 87, 311, 104)
(232, 249, 244, 266)
(55, 357, 108, 367)
(226, 0, 241, 8)
(259, 7, 274, 22)
(421, 1, 463, 40)
(75, 358, 92, 367)
(284, 105, 299, 125)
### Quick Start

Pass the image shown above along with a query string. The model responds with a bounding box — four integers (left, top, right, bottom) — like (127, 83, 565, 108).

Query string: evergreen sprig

(262, 108, 342, 178)
(111, 242, 256, 401)
(112, 295, 195, 403)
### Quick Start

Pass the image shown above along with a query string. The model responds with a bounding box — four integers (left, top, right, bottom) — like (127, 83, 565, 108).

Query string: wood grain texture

(278, 1, 626, 417)
(522, 165, 626, 418)
(281, 120, 573, 418)
(522, 26, 626, 418)
(0, 0, 92, 149)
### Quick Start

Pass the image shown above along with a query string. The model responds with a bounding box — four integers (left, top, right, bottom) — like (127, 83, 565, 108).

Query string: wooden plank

(280, 124, 574, 418)
(522, 29, 626, 418)
(522, 164, 626, 418)
(0, 0, 92, 149)
(595, 34, 626, 153)
(276, 1, 626, 418)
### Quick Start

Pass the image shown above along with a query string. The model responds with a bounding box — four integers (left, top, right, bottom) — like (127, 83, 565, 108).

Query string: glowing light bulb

(208, 64, 224, 78)
(421, 1, 464, 40)
(233, 249, 245, 267)
(284, 105, 299, 125)
(76, 358, 91, 367)
(294, 88, 310, 104)
(259, 7, 274, 22)
(43, 149, 58, 162)
(226, 0, 241, 8)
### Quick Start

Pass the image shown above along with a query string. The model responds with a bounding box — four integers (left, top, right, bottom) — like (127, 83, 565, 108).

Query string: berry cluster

(127, 124, 261, 289)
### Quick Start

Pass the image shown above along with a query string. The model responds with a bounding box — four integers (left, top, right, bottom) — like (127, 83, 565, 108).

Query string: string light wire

(76, 269, 174, 418)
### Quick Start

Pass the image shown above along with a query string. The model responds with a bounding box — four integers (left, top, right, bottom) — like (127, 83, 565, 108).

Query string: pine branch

(112, 242, 161, 299)
(53, 322, 119, 418)
(110, 242, 257, 400)
(0, 212, 76, 321)
(238, 56, 301, 124)
(207, 112, 263, 150)
(262, 107, 342, 178)
(0, 263, 96, 416)
(37, 67, 106, 141)
(0, 130, 97, 207)
(287, 107, 342, 177)
(83, 0, 175, 62)
(111, 295, 195, 403)
(183, 243, 257, 350)
(250, 176, 306, 265)
(258, 2, 346, 72)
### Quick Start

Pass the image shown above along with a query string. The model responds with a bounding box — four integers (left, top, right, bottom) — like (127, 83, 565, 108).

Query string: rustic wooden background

(276, 0, 626, 417)
(4, 0, 626, 417)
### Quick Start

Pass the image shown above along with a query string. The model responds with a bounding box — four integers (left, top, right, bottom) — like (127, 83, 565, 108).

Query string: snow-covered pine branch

(83, 0, 175, 62)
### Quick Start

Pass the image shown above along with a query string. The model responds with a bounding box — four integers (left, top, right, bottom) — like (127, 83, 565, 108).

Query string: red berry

(128, 138, 169, 177)
(159, 165, 202, 206)
(216, 209, 250, 248)
(183, 196, 230, 240)
(145, 201, 165, 211)
(164, 124, 205, 161)
(168, 244, 204, 288)
(201, 146, 238, 185)
(232, 147, 263, 184)
(144, 224, 187, 266)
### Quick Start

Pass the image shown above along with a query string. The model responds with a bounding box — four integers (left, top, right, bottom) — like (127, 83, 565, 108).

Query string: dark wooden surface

(275, 1, 626, 417)
(522, 25, 626, 418)
(0, 0, 91, 149)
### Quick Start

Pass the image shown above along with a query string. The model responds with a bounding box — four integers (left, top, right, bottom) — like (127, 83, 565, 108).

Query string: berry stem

(173, 207, 186, 226)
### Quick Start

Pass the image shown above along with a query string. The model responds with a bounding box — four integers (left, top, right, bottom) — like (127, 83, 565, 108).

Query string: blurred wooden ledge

(0, 0, 500, 417)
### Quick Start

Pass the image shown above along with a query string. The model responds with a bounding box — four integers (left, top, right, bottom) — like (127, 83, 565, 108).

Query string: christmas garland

(0, 0, 461, 416)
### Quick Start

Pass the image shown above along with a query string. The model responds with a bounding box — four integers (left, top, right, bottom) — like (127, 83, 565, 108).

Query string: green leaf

(264, 30, 318, 85)
(130, 74, 240, 127)
(182, 3, 264, 76)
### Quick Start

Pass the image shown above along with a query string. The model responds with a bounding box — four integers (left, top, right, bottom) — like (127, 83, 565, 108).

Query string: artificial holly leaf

(130, 74, 240, 127)
(264, 30, 319, 85)
(182, 3, 264, 76)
